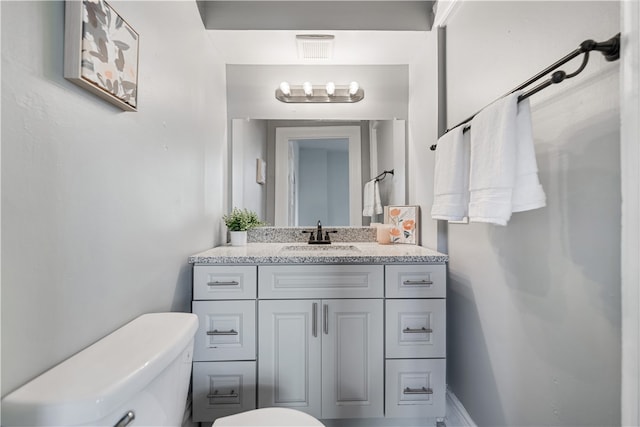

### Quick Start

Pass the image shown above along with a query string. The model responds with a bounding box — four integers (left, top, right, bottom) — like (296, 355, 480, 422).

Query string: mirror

(231, 119, 406, 226)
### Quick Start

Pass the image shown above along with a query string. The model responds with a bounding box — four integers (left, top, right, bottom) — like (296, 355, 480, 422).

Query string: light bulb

(325, 82, 335, 96)
(303, 81, 313, 96)
(279, 81, 291, 96)
(349, 81, 360, 96)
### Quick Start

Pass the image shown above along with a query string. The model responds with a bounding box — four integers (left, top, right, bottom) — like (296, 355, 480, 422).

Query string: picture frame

(384, 205, 420, 245)
(64, 0, 139, 111)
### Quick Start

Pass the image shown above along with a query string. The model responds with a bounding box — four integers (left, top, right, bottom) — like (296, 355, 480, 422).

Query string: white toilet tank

(2, 312, 198, 427)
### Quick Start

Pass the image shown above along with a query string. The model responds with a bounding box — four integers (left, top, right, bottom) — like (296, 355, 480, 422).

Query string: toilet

(1, 312, 198, 426)
(212, 407, 325, 426)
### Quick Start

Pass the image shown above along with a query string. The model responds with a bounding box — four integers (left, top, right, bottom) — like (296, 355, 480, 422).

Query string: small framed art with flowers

(64, 0, 139, 111)
(384, 205, 420, 245)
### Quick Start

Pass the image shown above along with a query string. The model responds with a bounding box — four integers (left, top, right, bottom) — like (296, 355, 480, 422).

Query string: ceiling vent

(296, 34, 335, 60)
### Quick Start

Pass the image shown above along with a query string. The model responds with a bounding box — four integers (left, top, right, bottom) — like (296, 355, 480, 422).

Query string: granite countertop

(188, 242, 448, 265)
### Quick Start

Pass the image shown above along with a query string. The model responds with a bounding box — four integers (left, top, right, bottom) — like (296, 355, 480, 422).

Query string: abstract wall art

(64, 0, 139, 111)
(384, 205, 420, 245)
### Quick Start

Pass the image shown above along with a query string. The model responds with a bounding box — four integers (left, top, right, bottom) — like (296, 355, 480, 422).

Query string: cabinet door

(258, 300, 322, 419)
(321, 299, 384, 419)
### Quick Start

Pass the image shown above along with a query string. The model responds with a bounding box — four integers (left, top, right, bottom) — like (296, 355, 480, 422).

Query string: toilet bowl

(212, 408, 325, 426)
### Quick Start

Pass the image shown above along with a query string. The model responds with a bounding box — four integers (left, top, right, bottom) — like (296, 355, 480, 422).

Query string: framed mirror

(231, 119, 406, 227)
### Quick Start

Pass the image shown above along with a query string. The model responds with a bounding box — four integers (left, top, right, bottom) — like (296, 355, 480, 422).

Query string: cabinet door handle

(207, 329, 238, 336)
(403, 279, 433, 286)
(402, 327, 433, 334)
(207, 280, 240, 286)
(403, 387, 433, 395)
(312, 303, 318, 337)
(207, 389, 239, 398)
(323, 304, 329, 335)
(113, 411, 135, 427)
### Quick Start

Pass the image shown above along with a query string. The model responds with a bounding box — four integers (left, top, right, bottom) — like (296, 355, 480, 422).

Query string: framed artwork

(384, 205, 420, 244)
(64, 0, 139, 111)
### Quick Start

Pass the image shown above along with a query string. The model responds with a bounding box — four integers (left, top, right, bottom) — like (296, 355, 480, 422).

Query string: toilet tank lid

(1, 312, 198, 426)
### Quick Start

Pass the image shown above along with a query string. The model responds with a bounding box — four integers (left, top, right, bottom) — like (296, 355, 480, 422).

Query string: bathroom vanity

(188, 240, 448, 425)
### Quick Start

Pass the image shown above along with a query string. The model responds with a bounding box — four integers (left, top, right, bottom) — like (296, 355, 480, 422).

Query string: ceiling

(206, 30, 430, 65)
(199, 1, 436, 65)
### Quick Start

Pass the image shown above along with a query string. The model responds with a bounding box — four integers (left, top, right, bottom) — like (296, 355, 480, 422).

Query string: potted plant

(223, 207, 266, 246)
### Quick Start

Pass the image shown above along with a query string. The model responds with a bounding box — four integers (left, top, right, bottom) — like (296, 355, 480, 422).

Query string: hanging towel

(512, 99, 547, 212)
(468, 91, 545, 225)
(431, 126, 470, 221)
(363, 179, 383, 217)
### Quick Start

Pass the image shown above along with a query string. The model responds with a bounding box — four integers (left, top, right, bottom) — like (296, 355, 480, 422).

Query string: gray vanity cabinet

(190, 260, 447, 423)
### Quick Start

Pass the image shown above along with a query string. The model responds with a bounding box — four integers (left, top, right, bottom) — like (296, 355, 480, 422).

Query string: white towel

(431, 126, 470, 221)
(468, 91, 545, 225)
(512, 99, 546, 212)
(362, 180, 383, 217)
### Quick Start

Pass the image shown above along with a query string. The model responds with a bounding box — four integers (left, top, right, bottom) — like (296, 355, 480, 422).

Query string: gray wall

(440, 2, 620, 426)
(1, 1, 227, 396)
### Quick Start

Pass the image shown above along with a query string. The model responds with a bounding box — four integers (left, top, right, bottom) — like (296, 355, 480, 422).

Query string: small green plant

(223, 207, 266, 231)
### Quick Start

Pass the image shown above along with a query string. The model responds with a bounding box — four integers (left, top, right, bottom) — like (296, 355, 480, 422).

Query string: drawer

(258, 265, 383, 299)
(193, 266, 257, 300)
(193, 300, 256, 361)
(386, 299, 446, 358)
(385, 264, 446, 298)
(385, 359, 446, 418)
(192, 361, 256, 422)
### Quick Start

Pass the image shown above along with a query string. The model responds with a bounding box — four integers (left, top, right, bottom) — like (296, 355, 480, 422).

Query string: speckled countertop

(188, 242, 448, 265)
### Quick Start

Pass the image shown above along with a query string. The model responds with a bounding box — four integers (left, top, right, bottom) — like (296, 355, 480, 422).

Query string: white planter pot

(229, 231, 248, 246)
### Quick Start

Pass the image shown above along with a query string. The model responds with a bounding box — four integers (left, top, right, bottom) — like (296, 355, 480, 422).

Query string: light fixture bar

(275, 83, 364, 103)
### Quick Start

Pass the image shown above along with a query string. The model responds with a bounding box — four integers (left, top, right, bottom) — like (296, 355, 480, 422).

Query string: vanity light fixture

(279, 81, 291, 97)
(348, 81, 360, 96)
(325, 82, 336, 97)
(302, 81, 313, 97)
(275, 81, 364, 103)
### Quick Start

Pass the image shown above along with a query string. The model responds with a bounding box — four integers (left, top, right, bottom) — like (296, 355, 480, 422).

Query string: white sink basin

(280, 244, 361, 253)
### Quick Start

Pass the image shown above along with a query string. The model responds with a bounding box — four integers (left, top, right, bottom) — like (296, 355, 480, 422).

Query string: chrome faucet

(302, 220, 337, 244)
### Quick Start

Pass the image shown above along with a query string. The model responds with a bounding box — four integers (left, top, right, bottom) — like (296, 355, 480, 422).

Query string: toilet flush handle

(114, 411, 135, 427)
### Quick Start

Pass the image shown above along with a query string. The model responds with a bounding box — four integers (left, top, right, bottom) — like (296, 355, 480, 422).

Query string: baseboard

(446, 388, 476, 427)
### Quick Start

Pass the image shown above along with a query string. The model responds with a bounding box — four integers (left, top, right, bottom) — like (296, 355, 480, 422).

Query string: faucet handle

(302, 230, 315, 242)
(324, 230, 338, 242)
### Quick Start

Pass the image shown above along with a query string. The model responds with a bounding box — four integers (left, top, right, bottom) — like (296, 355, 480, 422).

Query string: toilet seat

(212, 408, 325, 426)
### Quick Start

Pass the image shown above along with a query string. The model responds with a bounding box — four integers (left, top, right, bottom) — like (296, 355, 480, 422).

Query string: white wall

(1, 1, 227, 396)
(231, 119, 267, 219)
(226, 65, 408, 120)
(621, 1, 640, 424)
(374, 120, 406, 210)
(433, 2, 620, 426)
(408, 31, 439, 249)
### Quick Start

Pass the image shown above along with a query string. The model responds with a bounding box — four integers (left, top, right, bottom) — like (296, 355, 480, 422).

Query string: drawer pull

(207, 329, 238, 336)
(403, 327, 433, 334)
(403, 279, 433, 286)
(207, 389, 239, 398)
(403, 387, 433, 395)
(207, 280, 240, 286)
